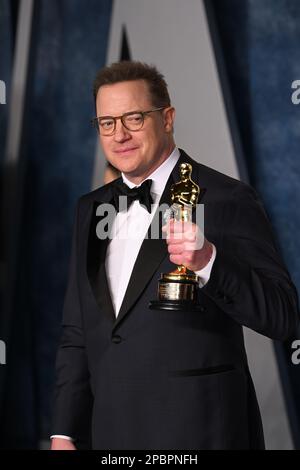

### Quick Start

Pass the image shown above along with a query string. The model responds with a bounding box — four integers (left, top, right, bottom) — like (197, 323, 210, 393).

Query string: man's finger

(166, 231, 196, 244)
(163, 219, 194, 233)
(170, 254, 184, 265)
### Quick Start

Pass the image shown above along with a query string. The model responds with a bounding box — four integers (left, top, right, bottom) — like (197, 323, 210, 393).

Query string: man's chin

(114, 163, 141, 176)
(121, 168, 140, 178)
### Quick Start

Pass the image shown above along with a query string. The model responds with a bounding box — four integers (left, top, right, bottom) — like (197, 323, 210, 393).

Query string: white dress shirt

(51, 147, 216, 442)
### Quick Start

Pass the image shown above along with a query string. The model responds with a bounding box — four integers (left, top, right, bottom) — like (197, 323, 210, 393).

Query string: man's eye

(126, 114, 143, 123)
(100, 120, 114, 129)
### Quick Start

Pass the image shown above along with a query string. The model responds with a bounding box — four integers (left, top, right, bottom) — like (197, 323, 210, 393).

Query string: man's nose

(113, 119, 131, 142)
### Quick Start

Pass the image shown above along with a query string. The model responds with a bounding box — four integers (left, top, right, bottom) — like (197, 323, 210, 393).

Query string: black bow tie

(113, 179, 153, 213)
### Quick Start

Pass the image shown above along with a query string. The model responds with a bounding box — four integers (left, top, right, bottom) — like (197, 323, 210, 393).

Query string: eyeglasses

(91, 107, 166, 135)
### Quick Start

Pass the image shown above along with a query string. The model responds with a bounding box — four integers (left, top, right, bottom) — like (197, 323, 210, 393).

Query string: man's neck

(122, 147, 180, 194)
(123, 143, 176, 186)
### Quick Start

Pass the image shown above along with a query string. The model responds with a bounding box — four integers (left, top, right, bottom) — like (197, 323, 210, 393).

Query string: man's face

(96, 80, 175, 182)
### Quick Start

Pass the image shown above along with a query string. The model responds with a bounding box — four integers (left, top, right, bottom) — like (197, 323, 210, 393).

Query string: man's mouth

(114, 146, 139, 155)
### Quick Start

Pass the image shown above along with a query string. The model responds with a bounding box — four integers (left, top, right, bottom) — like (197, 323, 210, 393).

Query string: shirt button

(112, 335, 122, 344)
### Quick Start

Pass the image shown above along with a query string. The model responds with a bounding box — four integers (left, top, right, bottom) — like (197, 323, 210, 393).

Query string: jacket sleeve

(51, 199, 93, 448)
(202, 182, 299, 340)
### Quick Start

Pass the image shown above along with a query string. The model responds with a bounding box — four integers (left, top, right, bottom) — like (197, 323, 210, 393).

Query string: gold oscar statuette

(149, 163, 203, 311)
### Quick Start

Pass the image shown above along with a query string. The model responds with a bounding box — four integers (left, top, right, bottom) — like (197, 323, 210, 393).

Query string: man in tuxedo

(51, 61, 299, 450)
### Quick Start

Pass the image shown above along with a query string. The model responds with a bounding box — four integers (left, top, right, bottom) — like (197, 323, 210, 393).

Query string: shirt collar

(121, 147, 180, 196)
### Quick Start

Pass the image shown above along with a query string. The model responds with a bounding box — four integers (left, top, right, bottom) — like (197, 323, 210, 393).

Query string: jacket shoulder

(179, 149, 257, 201)
(76, 177, 121, 208)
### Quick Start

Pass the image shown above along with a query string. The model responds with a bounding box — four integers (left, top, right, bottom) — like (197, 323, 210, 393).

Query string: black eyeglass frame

(91, 106, 167, 135)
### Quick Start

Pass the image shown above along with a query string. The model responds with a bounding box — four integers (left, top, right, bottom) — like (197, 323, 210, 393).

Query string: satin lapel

(86, 183, 119, 324)
(113, 151, 206, 329)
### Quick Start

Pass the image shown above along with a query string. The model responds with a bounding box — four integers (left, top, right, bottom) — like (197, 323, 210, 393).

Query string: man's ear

(163, 107, 175, 133)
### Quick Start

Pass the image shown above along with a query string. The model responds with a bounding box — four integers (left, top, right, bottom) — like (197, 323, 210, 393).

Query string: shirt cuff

(194, 244, 217, 287)
(50, 435, 74, 442)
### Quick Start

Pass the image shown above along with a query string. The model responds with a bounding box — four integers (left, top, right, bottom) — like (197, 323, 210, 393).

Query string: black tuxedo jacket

(52, 149, 299, 449)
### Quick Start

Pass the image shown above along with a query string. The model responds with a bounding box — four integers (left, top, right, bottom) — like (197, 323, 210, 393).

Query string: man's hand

(162, 219, 213, 272)
(50, 437, 77, 450)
